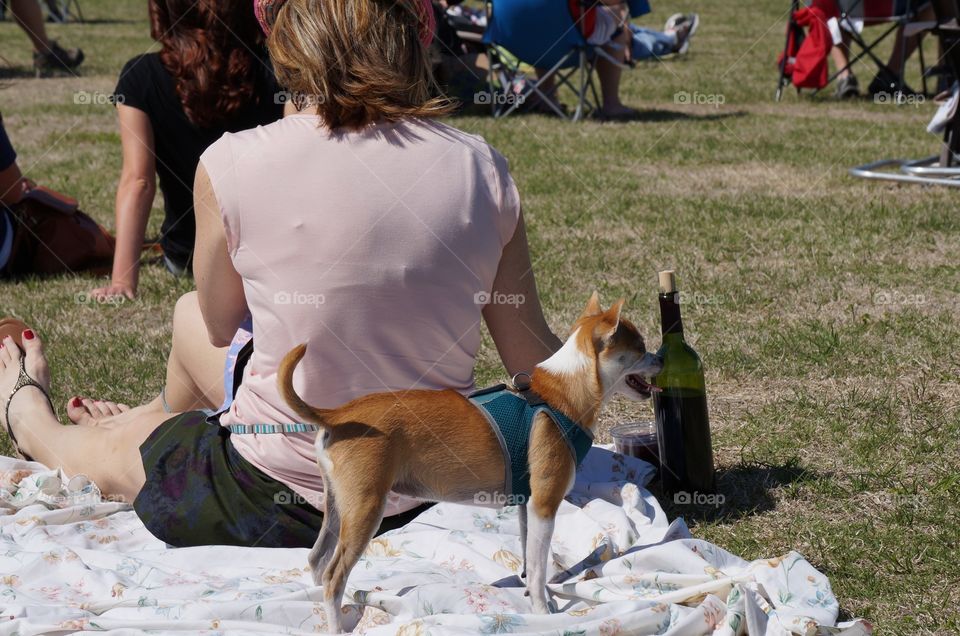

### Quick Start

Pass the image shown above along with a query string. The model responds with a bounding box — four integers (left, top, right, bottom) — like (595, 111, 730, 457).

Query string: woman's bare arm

(483, 210, 562, 376)
(193, 162, 248, 347)
(91, 105, 156, 300)
(0, 162, 27, 206)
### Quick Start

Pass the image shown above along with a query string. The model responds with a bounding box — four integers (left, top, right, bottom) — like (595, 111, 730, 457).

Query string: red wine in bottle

(653, 270, 715, 494)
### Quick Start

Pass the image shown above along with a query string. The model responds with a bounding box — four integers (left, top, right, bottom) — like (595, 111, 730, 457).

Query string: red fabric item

(790, 5, 833, 89)
(568, 0, 597, 40)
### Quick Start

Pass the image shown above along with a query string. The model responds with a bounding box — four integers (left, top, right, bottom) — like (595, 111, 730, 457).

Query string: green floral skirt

(134, 410, 432, 548)
(133, 341, 431, 548)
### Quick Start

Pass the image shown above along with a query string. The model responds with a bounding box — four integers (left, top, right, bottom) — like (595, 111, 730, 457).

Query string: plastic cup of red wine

(611, 421, 659, 467)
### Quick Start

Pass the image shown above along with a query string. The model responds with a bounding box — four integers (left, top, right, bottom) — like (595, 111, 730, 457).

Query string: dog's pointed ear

(580, 291, 603, 320)
(606, 298, 625, 324)
(597, 298, 626, 342)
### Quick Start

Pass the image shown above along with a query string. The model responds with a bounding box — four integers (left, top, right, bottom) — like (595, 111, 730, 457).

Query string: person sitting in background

(831, 0, 936, 99)
(0, 114, 27, 273)
(90, 0, 283, 300)
(0, 115, 30, 209)
(631, 12, 698, 61)
(535, 6, 698, 119)
(0, 113, 112, 277)
(6, 0, 83, 76)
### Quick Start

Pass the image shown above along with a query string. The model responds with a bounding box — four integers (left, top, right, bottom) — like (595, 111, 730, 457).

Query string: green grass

(1, 1, 959, 632)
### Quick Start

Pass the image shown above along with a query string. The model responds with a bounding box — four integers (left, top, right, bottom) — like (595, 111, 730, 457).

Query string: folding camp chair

(851, 0, 960, 184)
(482, 0, 644, 121)
(46, 0, 84, 23)
(776, 0, 931, 100)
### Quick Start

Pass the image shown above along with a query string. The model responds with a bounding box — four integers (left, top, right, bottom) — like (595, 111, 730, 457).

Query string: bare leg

(0, 161, 28, 207)
(77, 291, 228, 416)
(596, 16, 635, 117)
(160, 291, 228, 412)
(9, 0, 50, 53)
(1, 291, 229, 500)
(1, 332, 172, 502)
(831, 34, 853, 80)
(887, 6, 935, 76)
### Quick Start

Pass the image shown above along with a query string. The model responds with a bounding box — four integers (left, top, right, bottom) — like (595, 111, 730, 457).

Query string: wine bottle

(653, 270, 715, 495)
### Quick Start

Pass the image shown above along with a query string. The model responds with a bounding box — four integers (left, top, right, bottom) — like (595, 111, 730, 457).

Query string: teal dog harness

(468, 382, 593, 501)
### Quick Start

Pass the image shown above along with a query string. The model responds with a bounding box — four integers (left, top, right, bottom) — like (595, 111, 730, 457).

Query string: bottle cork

(658, 270, 676, 294)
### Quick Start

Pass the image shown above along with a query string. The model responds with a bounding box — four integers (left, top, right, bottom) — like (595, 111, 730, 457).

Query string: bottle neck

(659, 292, 685, 338)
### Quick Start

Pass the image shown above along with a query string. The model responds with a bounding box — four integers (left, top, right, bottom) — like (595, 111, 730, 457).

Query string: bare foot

(0, 330, 53, 458)
(66, 396, 131, 426)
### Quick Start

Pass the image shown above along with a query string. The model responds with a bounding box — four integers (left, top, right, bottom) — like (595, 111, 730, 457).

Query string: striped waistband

(224, 423, 321, 435)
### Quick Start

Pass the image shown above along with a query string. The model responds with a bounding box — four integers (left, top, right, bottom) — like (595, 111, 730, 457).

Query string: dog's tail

(277, 343, 331, 426)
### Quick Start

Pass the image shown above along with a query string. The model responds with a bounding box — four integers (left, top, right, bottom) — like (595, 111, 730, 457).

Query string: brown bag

(3, 186, 115, 276)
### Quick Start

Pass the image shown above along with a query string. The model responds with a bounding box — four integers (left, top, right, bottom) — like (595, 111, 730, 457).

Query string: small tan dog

(278, 293, 662, 633)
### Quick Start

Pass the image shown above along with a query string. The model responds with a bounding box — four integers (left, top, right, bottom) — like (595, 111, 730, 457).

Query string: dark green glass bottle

(653, 270, 715, 494)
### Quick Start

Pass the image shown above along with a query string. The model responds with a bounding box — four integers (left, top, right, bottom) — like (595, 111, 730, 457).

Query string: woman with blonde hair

(0, 0, 561, 548)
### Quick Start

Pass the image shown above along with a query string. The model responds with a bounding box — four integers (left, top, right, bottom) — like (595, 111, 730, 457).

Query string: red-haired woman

(91, 0, 283, 300)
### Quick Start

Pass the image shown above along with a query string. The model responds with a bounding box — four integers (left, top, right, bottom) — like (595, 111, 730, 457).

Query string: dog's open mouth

(626, 374, 661, 398)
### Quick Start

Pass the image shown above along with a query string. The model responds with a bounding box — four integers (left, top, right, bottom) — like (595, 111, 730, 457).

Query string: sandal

(1, 322, 53, 462)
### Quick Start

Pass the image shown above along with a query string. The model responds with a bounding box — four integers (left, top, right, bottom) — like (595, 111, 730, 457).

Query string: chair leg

(816, 17, 899, 96)
(573, 50, 587, 122)
(917, 31, 928, 95)
(509, 52, 577, 119)
(487, 45, 499, 119)
(776, 0, 800, 101)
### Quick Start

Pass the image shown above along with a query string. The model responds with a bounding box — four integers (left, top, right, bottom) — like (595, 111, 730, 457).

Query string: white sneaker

(663, 12, 685, 31)
(668, 13, 700, 56)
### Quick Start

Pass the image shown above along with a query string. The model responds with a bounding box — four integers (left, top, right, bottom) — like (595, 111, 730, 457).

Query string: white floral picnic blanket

(0, 450, 872, 635)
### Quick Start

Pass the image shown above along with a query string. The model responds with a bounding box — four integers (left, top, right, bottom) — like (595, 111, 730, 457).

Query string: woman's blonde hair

(267, 0, 454, 130)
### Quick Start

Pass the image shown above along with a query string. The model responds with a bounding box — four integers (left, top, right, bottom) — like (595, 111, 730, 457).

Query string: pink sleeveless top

(199, 116, 520, 515)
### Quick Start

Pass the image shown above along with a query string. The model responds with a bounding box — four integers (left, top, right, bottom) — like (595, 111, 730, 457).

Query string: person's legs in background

(630, 26, 677, 61)
(868, 4, 936, 95)
(8, 0, 84, 76)
(593, 4, 636, 118)
(832, 31, 860, 98)
(630, 14, 698, 61)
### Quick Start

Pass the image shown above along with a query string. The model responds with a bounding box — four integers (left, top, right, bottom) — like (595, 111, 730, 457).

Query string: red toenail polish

(71, 397, 82, 407)
(23, 330, 35, 340)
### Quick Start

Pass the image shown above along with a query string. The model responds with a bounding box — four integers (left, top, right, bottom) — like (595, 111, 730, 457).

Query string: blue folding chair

(482, 0, 649, 120)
